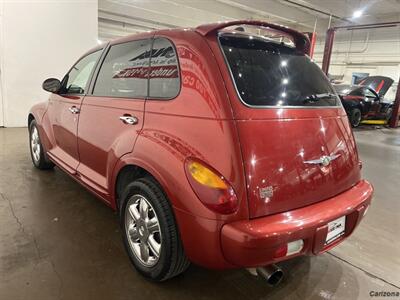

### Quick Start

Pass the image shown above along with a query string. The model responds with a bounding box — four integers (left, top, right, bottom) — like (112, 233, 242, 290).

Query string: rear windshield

(219, 34, 339, 107)
(333, 85, 352, 95)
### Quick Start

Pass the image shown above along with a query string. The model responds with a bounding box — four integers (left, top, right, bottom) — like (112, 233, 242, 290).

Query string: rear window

(92, 38, 179, 99)
(219, 34, 339, 107)
(149, 38, 180, 99)
(93, 39, 151, 98)
(333, 85, 352, 95)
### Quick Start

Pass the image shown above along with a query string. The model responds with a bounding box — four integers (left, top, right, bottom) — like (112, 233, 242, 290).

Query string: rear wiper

(302, 93, 336, 103)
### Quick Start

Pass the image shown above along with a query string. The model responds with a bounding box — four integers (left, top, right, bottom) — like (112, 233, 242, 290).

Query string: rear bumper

(221, 180, 373, 267)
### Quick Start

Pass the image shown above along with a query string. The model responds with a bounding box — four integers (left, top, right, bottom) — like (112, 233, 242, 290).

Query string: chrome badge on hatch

(304, 153, 341, 167)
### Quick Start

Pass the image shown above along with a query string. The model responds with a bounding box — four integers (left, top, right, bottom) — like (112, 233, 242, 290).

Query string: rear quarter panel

(113, 116, 246, 269)
(113, 30, 248, 222)
(110, 31, 248, 268)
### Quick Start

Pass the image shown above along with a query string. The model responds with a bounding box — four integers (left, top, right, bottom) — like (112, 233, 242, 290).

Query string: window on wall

(93, 39, 151, 98)
(60, 50, 101, 95)
(149, 38, 180, 99)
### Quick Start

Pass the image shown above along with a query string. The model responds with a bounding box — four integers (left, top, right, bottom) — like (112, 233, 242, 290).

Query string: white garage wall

(0, 2, 4, 126)
(0, 0, 98, 127)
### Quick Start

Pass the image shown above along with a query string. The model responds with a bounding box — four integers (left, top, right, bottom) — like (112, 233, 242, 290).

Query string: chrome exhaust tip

(248, 264, 284, 286)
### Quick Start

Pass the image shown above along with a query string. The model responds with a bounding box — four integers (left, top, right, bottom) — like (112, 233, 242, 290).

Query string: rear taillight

(184, 159, 238, 214)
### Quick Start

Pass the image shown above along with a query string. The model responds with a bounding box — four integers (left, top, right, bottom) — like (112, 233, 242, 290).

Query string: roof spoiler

(195, 20, 310, 55)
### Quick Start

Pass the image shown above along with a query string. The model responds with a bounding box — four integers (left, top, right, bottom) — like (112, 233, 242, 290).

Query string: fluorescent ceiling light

(352, 10, 363, 18)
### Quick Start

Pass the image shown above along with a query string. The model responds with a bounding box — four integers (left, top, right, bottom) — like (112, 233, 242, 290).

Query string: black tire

(385, 108, 393, 123)
(120, 177, 190, 281)
(349, 108, 362, 127)
(29, 120, 55, 170)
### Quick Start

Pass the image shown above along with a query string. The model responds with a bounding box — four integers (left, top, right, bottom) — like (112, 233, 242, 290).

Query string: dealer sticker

(325, 215, 346, 245)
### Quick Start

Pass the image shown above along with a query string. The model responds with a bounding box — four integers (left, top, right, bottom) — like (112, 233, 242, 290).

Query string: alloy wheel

(125, 194, 162, 267)
(30, 126, 41, 163)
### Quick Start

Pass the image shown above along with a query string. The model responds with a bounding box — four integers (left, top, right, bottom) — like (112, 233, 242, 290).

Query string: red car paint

(29, 20, 373, 269)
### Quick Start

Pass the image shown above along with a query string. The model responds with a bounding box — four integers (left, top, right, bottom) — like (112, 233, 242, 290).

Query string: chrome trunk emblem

(304, 154, 341, 167)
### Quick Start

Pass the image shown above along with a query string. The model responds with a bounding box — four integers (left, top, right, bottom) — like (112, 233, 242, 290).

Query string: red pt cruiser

(28, 21, 373, 284)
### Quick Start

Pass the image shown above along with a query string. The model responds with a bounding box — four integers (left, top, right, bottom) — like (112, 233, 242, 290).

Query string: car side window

(349, 88, 364, 97)
(93, 39, 151, 98)
(149, 38, 180, 99)
(60, 50, 101, 95)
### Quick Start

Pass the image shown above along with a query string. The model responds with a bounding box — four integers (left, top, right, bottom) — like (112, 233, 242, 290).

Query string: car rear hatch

(215, 25, 361, 218)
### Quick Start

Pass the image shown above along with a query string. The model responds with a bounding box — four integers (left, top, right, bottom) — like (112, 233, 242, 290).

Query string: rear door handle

(119, 115, 138, 125)
(69, 106, 80, 114)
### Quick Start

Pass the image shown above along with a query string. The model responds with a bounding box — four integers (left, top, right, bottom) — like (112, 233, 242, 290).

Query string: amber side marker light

(185, 159, 238, 214)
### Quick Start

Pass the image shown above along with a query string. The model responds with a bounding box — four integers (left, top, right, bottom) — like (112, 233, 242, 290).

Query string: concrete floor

(0, 127, 399, 300)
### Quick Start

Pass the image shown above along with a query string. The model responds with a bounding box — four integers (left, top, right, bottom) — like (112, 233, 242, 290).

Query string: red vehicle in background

(28, 20, 373, 284)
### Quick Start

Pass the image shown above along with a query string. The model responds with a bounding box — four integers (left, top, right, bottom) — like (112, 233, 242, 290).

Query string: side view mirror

(42, 78, 61, 93)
